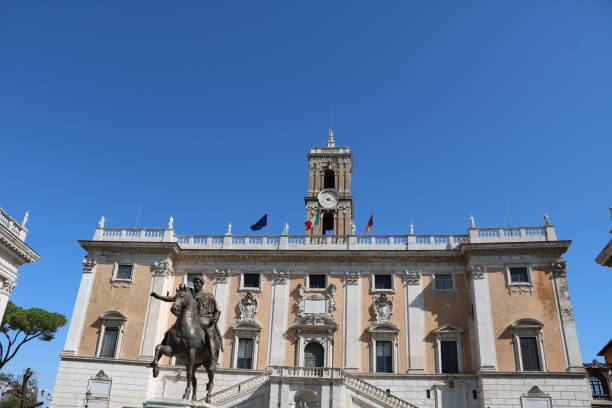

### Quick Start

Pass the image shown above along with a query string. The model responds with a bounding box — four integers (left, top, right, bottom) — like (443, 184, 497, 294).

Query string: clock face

(318, 190, 338, 209)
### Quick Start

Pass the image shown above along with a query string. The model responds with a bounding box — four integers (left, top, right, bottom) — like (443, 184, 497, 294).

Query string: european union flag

(250, 214, 268, 231)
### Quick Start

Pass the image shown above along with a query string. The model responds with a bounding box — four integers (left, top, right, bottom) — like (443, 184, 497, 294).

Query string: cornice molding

(459, 241, 571, 257)
(0, 228, 40, 264)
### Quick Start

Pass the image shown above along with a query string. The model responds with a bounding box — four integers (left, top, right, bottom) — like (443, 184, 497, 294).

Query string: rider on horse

(150, 276, 223, 361)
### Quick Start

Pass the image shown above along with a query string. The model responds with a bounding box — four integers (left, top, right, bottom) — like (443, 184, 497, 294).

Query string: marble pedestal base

(143, 398, 216, 408)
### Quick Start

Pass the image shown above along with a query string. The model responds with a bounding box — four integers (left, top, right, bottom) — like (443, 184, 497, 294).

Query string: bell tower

(305, 129, 354, 235)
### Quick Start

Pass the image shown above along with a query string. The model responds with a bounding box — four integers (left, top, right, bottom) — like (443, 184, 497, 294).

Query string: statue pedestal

(143, 398, 216, 408)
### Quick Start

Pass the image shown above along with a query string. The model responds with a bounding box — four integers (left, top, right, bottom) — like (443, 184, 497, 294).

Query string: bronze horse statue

(148, 284, 217, 402)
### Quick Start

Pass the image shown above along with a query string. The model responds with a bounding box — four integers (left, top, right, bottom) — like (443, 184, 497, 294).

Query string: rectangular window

(374, 275, 392, 290)
(187, 273, 201, 288)
(242, 273, 260, 289)
(308, 274, 326, 289)
(115, 264, 133, 280)
(440, 341, 459, 373)
(376, 341, 393, 373)
(520, 337, 542, 371)
(509, 267, 529, 283)
(237, 338, 254, 369)
(434, 274, 453, 290)
(99, 327, 119, 358)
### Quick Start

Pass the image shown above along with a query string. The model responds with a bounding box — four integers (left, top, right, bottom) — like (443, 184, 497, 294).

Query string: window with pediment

(96, 311, 127, 359)
(510, 318, 546, 372)
(432, 324, 465, 374)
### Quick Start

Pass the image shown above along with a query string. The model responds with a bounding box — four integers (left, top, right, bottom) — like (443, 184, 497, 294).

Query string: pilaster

(467, 264, 498, 371)
(404, 270, 426, 373)
(550, 258, 584, 371)
(343, 271, 361, 370)
(267, 271, 289, 366)
(63, 258, 97, 355)
(139, 260, 174, 359)
(0, 278, 16, 322)
(213, 268, 232, 363)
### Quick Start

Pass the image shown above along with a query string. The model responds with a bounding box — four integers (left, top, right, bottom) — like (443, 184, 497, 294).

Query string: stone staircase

(342, 372, 418, 408)
(206, 371, 270, 406)
(203, 367, 418, 408)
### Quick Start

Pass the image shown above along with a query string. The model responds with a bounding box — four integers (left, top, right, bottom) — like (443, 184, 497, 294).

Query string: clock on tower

(304, 129, 354, 235)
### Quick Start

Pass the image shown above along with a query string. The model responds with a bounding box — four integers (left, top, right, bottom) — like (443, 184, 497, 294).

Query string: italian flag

(304, 213, 320, 231)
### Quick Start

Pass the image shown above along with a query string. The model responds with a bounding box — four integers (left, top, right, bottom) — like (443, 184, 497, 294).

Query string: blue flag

(250, 214, 268, 231)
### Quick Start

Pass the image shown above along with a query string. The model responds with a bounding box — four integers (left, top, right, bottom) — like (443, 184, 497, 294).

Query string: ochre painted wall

(78, 263, 152, 359)
(423, 273, 472, 374)
(488, 267, 566, 372)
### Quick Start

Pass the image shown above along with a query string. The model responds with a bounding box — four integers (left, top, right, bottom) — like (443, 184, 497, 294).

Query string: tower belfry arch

(305, 129, 354, 235)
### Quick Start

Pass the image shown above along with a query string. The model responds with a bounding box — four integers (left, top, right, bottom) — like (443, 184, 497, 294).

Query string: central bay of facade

(51, 132, 589, 408)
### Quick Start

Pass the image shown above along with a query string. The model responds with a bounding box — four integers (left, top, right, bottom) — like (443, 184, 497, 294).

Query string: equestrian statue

(148, 277, 223, 403)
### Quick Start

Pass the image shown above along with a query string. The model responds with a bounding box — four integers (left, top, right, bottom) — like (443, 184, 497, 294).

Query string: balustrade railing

(0, 208, 27, 241)
(207, 371, 270, 404)
(92, 225, 556, 248)
(342, 372, 418, 408)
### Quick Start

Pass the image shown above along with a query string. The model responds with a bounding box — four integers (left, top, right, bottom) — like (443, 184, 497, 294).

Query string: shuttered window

(441, 341, 459, 374)
(99, 327, 119, 358)
(376, 341, 393, 373)
(520, 337, 541, 371)
(236, 338, 254, 369)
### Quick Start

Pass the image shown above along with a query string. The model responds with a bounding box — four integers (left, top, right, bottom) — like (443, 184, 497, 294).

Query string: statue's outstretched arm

(151, 292, 175, 302)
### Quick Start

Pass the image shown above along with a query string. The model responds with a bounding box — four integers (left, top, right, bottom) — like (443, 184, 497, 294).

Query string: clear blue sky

(1, 1, 611, 393)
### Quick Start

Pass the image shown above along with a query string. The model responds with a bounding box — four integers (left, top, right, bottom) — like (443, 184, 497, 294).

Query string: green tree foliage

(0, 302, 67, 370)
(0, 368, 43, 408)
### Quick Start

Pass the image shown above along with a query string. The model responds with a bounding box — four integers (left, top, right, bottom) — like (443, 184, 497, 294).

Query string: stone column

(139, 261, 174, 359)
(267, 271, 289, 366)
(343, 271, 361, 371)
(551, 258, 583, 371)
(0, 279, 17, 323)
(213, 269, 232, 363)
(404, 270, 426, 373)
(467, 265, 498, 371)
(63, 258, 97, 355)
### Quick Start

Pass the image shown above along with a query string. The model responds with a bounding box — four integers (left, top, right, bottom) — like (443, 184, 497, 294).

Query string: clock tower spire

(305, 130, 353, 235)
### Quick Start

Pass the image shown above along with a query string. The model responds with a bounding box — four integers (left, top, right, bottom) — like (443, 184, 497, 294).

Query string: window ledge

(371, 289, 395, 294)
(238, 287, 262, 293)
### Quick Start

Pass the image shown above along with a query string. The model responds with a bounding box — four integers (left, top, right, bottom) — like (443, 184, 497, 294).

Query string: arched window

(322, 212, 334, 235)
(323, 170, 335, 189)
(304, 342, 324, 367)
(590, 376, 608, 396)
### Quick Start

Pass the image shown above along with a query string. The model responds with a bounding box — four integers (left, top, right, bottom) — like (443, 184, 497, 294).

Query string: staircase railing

(342, 372, 418, 408)
(206, 371, 270, 405)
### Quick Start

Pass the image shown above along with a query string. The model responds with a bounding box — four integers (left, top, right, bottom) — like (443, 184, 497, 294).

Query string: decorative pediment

(432, 323, 463, 334)
(523, 386, 550, 398)
(291, 314, 338, 330)
(510, 318, 544, 330)
(232, 319, 262, 331)
(99, 311, 127, 322)
(367, 321, 399, 333)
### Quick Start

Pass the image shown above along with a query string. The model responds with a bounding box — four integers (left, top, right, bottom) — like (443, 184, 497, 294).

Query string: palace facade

(51, 133, 590, 408)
